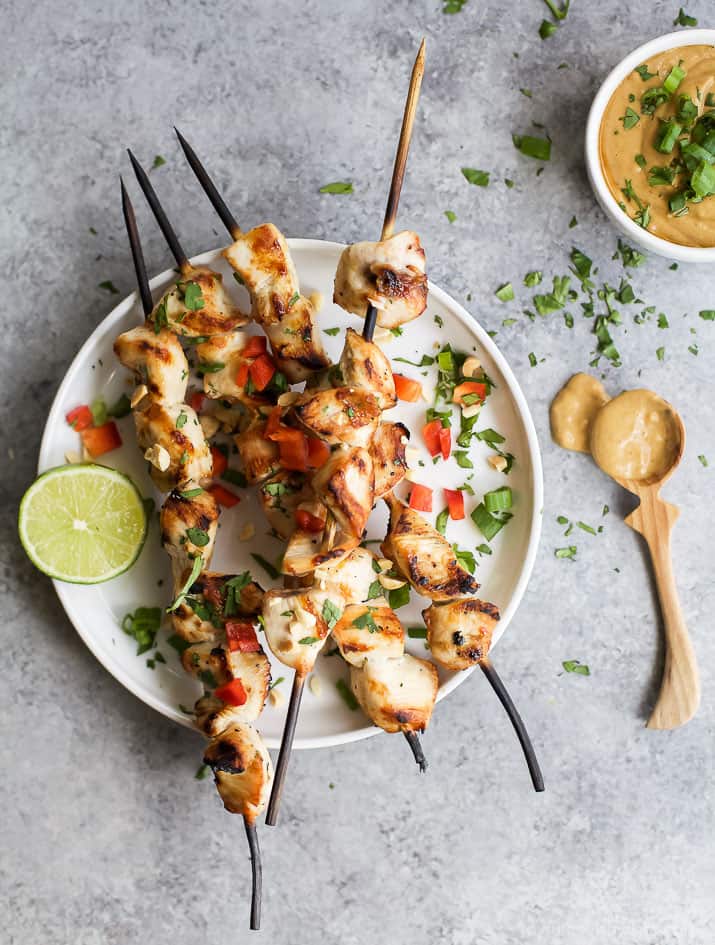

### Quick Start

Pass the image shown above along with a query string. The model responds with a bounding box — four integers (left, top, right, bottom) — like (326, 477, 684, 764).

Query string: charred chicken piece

(381, 494, 479, 600)
(311, 445, 374, 538)
(134, 402, 211, 491)
(422, 598, 500, 671)
(338, 328, 396, 409)
(350, 653, 438, 734)
(258, 470, 314, 540)
(223, 224, 329, 382)
(204, 723, 273, 819)
(149, 266, 248, 338)
(293, 387, 381, 448)
(370, 422, 408, 499)
(332, 604, 405, 667)
(161, 489, 220, 585)
(261, 587, 339, 675)
(114, 324, 189, 405)
(312, 546, 378, 603)
(333, 231, 427, 329)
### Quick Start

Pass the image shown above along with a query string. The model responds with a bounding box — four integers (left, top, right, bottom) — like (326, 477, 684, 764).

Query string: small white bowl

(585, 29, 715, 263)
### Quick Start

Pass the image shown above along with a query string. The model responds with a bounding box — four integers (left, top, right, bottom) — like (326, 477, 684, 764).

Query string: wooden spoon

(590, 394, 699, 729)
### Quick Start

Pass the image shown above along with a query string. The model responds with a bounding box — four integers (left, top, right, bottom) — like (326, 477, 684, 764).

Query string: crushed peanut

(488, 453, 508, 472)
(378, 573, 407, 590)
(462, 356, 482, 377)
(144, 443, 171, 472)
(461, 402, 482, 419)
(130, 384, 149, 408)
(64, 450, 82, 465)
(239, 522, 256, 541)
(309, 291, 324, 311)
(309, 675, 322, 697)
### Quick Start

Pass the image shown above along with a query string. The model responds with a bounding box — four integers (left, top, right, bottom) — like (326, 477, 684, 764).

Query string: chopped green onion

(655, 120, 682, 154)
(663, 65, 686, 95)
(407, 627, 428, 639)
(483, 486, 512, 513)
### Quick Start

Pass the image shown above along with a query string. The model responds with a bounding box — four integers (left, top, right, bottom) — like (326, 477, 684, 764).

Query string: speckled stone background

(2, 1, 714, 942)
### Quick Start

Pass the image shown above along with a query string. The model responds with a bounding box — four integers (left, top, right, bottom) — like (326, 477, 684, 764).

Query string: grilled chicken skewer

(383, 495, 544, 793)
(174, 127, 330, 383)
(333, 38, 426, 343)
(117, 179, 272, 928)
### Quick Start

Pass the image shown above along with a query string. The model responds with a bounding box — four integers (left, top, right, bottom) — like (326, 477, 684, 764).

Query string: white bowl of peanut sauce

(585, 30, 715, 262)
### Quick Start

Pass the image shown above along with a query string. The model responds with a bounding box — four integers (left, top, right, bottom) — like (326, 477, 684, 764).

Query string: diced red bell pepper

(272, 428, 309, 472)
(66, 404, 93, 432)
(214, 677, 248, 706)
(393, 373, 423, 403)
(409, 483, 433, 512)
(295, 508, 326, 533)
(264, 406, 282, 439)
(189, 391, 205, 413)
(225, 619, 262, 653)
(423, 419, 443, 457)
(236, 361, 250, 386)
(439, 426, 451, 461)
(81, 421, 122, 457)
(444, 488, 465, 520)
(306, 437, 330, 469)
(248, 354, 276, 392)
(210, 445, 228, 478)
(207, 483, 240, 508)
(453, 381, 487, 406)
(242, 335, 268, 359)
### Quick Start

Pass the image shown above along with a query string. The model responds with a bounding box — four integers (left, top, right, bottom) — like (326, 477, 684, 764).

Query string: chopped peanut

(144, 443, 171, 472)
(488, 453, 508, 472)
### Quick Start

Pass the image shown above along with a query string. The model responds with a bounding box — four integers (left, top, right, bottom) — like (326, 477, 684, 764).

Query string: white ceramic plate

(39, 240, 543, 749)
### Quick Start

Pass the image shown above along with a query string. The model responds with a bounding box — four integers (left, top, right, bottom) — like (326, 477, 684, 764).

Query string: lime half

(19, 464, 147, 584)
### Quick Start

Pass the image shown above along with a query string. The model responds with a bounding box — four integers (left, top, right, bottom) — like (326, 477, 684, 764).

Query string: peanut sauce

(551, 375, 681, 483)
(599, 44, 715, 247)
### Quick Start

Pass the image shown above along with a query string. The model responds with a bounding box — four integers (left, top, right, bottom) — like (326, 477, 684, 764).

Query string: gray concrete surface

(2, 1, 714, 943)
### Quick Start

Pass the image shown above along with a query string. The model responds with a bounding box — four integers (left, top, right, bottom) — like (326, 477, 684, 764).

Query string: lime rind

(18, 463, 148, 584)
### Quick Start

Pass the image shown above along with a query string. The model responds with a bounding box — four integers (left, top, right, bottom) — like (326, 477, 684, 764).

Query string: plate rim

(38, 238, 543, 750)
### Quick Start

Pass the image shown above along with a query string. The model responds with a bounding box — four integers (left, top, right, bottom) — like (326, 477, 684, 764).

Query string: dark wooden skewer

(120, 178, 153, 317)
(403, 730, 428, 773)
(480, 659, 544, 792)
(174, 127, 242, 240)
(266, 669, 306, 825)
(126, 148, 191, 274)
(120, 173, 265, 926)
(244, 819, 263, 931)
(363, 37, 425, 344)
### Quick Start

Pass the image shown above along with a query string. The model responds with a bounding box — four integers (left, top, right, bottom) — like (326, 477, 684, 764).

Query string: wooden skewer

(126, 149, 191, 274)
(120, 178, 153, 317)
(363, 37, 425, 343)
(480, 659, 544, 792)
(174, 127, 243, 240)
(266, 670, 307, 826)
(243, 819, 263, 930)
(119, 175, 265, 926)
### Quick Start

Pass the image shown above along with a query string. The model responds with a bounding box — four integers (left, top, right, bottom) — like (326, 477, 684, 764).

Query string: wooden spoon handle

(625, 491, 700, 729)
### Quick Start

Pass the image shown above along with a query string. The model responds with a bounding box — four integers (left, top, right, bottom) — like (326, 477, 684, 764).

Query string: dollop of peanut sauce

(550, 375, 682, 483)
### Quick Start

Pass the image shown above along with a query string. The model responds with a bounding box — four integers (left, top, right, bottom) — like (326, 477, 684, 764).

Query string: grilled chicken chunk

(195, 331, 259, 405)
(170, 571, 264, 645)
(381, 494, 479, 600)
(185, 644, 271, 732)
(423, 598, 500, 671)
(312, 546, 377, 603)
(281, 523, 358, 576)
(223, 224, 329, 382)
(293, 387, 381, 448)
(234, 419, 281, 485)
(204, 723, 273, 819)
(370, 422, 408, 498)
(332, 604, 405, 667)
(257, 470, 313, 540)
(350, 653, 438, 733)
(334, 231, 428, 329)
(150, 266, 248, 338)
(161, 489, 220, 585)
(262, 588, 340, 674)
(311, 445, 374, 538)
(338, 328, 396, 409)
(114, 324, 189, 404)
(135, 402, 211, 491)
